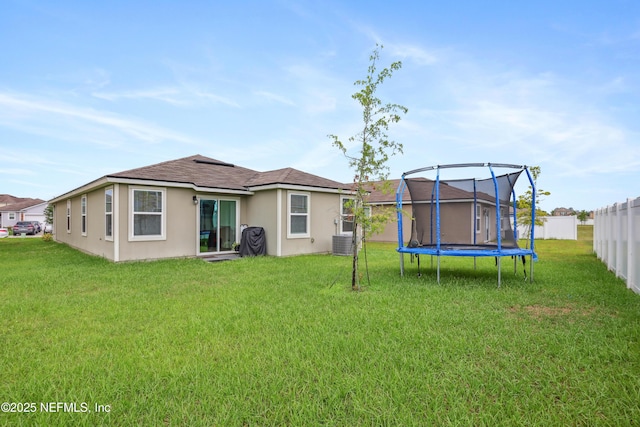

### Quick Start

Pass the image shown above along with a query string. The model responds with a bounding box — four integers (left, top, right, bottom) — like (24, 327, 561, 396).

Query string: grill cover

(239, 226, 266, 256)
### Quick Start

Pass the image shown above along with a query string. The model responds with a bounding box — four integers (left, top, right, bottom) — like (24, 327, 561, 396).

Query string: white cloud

(255, 90, 296, 106)
(92, 87, 188, 106)
(0, 92, 205, 146)
(386, 43, 439, 66)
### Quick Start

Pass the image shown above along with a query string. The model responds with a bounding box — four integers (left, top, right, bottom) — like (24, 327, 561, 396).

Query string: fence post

(628, 198, 635, 290)
(616, 201, 624, 281)
(607, 204, 615, 273)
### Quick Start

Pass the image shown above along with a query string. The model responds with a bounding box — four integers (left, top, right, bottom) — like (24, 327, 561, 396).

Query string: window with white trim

(500, 207, 508, 233)
(81, 195, 87, 236)
(130, 187, 166, 240)
(340, 197, 354, 234)
(288, 192, 309, 238)
(105, 188, 113, 240)
(9, 212, 15, 220)
(66, 199, 71, 233)
(475, 204, 481, 233)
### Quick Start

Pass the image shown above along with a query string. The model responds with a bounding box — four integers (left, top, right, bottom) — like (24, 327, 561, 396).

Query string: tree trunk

(351, 220, 359, 291)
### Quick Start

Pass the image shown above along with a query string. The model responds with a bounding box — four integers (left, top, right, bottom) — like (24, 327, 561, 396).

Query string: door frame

(195, 196, 240, 255)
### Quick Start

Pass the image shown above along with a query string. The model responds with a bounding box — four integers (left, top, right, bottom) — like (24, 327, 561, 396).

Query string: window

(475, 205, 481, 233)
(130, 187, 165, 240)
(340, 197, 354, 234)
(66, 199, 71, 233)
(81, 195, 87, 236)
(8, 212, 15, 220)
(288, 192, 309, 238)
(500, 207, 508, 231)
(105, 188, 113, 240)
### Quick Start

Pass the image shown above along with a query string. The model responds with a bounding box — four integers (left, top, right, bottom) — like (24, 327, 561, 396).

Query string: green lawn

(1, 226, 639, 426)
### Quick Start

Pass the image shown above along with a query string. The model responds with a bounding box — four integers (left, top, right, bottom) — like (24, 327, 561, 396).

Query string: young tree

(577, 210, 590, 224)
(44, 204, 54, 228)
(329, 45, 408, 290)
(516, 166, 551, 247)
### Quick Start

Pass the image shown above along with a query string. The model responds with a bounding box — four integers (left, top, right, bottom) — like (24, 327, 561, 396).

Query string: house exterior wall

(439, 202, 474, 244)
(279, 190, 342, 256)
(370, 201, 502, 245)
(244, 189, 278, 255)
(0, 211, 19, 228)
(52, 186, 114, 259)
(117, 186, 197, 262)
(53, 184, 236, 262)
(367, 204, 412, 244)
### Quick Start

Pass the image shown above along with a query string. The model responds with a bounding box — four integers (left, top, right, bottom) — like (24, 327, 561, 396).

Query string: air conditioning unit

(332, 234, 354, 256)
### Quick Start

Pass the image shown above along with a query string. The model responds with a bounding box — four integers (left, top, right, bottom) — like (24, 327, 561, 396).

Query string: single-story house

(0, 197, 47, 228)
(48, 155, 355, 262)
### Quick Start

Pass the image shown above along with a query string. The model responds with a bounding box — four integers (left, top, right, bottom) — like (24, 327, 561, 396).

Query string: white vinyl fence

(516, 215, 578, 241)
(593, 197, 640, 295)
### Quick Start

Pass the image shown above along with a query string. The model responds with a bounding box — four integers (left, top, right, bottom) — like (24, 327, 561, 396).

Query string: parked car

(0, 228, 8, 238)
(30, 221, 42, 233)
(13, 221, 36, 236)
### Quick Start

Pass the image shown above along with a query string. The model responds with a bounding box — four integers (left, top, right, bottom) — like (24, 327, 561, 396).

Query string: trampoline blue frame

(396, 163, 538, 285)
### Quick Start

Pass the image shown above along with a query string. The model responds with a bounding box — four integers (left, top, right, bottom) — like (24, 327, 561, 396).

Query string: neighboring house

(552, 207, 576, 216)
(48, 155, 354, 262)
(365, 178, 507, 245)
(0, 197, 47, 228)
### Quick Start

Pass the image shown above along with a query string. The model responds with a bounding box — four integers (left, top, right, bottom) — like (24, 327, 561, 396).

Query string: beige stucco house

(48, 155, 355, 262)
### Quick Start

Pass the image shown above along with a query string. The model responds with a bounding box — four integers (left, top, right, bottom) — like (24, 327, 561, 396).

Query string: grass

(1, 226, 639, 425)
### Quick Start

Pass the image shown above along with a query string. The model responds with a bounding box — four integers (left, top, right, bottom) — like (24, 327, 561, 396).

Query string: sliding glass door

(198, 198, 238, 254)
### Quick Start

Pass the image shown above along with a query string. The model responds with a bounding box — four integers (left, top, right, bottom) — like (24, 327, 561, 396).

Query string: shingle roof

(0, 194, 24, 205)
(246, 167, 352, 190)
(107, 154, 352, 192)
(0, 198, 46, 211)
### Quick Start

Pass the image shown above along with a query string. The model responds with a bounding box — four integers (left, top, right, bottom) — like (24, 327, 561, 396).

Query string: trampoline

(396, 163, 538, 286)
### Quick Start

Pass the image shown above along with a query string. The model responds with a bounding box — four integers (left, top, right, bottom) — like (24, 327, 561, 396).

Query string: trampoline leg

(513, 256, 517, 275)
(437, 256, 440, 284)
(497, 257, 501, 288)
(530, 254, 534, 283)
(400, 253, 404, 277)
(417, 254, 422, 277)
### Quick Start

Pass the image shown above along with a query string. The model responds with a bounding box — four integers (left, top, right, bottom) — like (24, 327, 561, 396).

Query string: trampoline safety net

(396, 163, 538, 285)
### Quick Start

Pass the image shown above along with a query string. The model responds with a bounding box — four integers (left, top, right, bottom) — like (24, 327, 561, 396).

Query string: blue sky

(1, 0, 639, 212)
